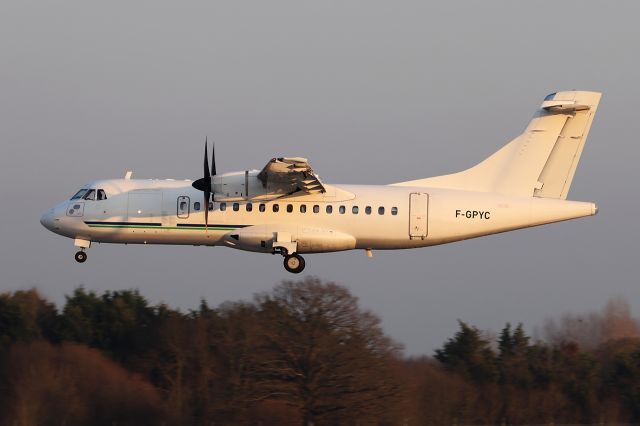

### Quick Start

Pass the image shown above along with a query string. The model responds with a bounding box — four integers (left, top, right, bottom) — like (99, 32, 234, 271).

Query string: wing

(257, 157, 326, 194)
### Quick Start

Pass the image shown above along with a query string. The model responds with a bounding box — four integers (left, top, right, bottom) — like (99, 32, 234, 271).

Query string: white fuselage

(39, 91, 602, 272)
(40, 178, 597, 254)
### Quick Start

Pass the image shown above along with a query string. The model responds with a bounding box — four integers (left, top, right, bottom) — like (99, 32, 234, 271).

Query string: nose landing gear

(73, 238, 91, 264)
(74, 250, 87, 263)
(283, 253, 305, 274)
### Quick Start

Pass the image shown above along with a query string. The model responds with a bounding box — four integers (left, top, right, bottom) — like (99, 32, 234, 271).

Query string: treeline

(1, 279, 640, 425)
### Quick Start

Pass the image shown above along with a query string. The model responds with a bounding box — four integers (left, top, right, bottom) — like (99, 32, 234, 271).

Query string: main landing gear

(74, 250, 87, 263)
(283, 253, 305, 274)
(275, 247, 305, 274)
(272, 239, 306, 274)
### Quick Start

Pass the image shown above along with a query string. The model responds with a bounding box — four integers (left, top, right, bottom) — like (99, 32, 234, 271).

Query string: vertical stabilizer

(392, 91, 601, 199)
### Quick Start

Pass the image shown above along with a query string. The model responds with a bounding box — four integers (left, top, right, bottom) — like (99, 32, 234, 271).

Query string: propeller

(192, 138, 216, 230)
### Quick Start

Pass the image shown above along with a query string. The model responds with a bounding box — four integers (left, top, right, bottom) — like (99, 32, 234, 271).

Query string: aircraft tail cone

(531, 198, 597, 227)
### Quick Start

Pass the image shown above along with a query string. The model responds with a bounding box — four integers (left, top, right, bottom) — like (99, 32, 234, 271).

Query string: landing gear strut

(74, 250, 87, 263)
(283, 253, 305, 274)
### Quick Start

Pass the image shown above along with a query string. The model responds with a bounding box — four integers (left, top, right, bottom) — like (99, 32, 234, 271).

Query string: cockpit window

(71, 189, 88, 200)
(97, 189, 107, 200)
(83, 189, 96, 200)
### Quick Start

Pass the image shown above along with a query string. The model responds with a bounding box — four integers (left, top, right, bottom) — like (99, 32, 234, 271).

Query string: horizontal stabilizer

(542, 100, 590, 113)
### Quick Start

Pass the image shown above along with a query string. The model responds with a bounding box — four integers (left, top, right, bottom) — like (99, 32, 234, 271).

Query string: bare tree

(1, 341, 168, 426)
(539, 297, 639, 349)
(251, 278, 402, 425)
(603, 297, 638, 342)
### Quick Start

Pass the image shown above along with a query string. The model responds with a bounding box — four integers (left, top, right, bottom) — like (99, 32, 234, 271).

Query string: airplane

(41, 91, 601, 273)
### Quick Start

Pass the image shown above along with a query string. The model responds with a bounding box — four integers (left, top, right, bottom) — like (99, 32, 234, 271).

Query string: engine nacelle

(212, 171, 263, 200)
(222, 224, 356, 254)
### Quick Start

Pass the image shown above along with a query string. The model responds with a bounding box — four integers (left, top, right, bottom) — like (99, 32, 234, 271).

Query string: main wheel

(283, 253, 305, 274)
(74, 251, 87, 263)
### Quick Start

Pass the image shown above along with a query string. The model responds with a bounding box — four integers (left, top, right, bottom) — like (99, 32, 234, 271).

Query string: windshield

(70, 189, 88, 200)
(83, 189, 96, 200)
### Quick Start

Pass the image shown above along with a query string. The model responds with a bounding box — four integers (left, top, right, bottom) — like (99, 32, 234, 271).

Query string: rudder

(533, 91, 601, 199)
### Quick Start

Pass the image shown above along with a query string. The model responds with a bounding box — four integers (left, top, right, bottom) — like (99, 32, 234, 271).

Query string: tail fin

(392, 91, 601, 199)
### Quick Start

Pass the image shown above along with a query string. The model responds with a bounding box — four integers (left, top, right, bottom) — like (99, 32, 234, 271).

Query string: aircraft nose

(40, 208, 55, 230)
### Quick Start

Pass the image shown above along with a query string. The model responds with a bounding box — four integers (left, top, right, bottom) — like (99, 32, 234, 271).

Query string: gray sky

(1, 0, 639, 355)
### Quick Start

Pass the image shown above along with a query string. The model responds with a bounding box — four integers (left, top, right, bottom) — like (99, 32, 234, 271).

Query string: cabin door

(176, 196, 190, 219)
(409, 193, 428, 239)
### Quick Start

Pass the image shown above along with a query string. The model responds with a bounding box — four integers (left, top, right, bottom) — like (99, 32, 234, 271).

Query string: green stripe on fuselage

(87, 224, 237, 231)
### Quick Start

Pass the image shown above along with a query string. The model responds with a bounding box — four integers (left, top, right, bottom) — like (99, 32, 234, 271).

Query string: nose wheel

(74, 250, 87, 263)
(73, 239, 91, 264)
(283, 253, 305, 274)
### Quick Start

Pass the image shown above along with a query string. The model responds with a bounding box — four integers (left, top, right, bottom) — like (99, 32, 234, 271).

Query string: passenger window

(259, 204, 266, 212)
(246, 203, 253, 212)
(378, 206, 385, 215)
(287, 204, 293, 213)
(391, 207, 398, 215)
(352, 206, 359, 214)
(300, 204, 307, 213)
(83, 189, 96, 201)
(194, 202, 201, 211)
(326, 205, 333, 214)
(273, 204, 279, 213)
(365, 206, 372, 215)
(97, 189, 107, 200)
(233, 203, 240, 211)
(220, 202, 227, 211)
(313, 205, 320, 213)
(209, 202, 214, 211)
(339, 205, 346, 214)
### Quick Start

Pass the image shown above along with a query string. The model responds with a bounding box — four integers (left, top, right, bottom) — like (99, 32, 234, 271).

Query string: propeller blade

(204, 139, 211, 231)
(192, 140, 213, 193)
(204, 139, 211, 184)
(204, 190, 210, 231)
(211, 142, 217, 176)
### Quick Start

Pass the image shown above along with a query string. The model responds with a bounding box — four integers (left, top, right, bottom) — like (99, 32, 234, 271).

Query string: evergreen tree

(435, 320, 497, 384)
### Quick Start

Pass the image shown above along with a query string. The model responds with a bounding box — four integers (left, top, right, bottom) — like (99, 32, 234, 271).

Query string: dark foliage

(1, 282, 640, 425)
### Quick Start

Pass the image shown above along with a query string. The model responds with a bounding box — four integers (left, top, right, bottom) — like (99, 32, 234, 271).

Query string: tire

(283, 254, 305, 274)
(75, 251, 87, 263)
